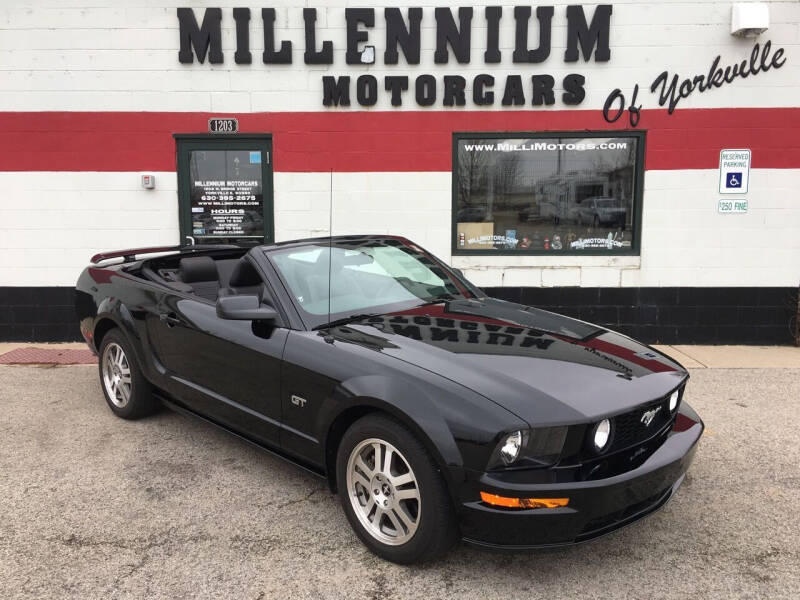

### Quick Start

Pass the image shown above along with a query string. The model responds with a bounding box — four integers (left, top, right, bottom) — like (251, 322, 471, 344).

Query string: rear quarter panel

(75, 264, 168, 386)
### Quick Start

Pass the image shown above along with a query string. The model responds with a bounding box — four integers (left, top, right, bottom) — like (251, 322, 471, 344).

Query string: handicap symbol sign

(719, 149, 750, 194)
(726, 172, 742, 189)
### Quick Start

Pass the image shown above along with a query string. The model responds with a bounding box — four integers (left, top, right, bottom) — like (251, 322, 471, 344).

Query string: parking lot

(1, 363, 798, 599)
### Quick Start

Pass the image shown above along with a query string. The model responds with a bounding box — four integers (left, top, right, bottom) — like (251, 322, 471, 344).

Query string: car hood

(333, 298, 687, 427)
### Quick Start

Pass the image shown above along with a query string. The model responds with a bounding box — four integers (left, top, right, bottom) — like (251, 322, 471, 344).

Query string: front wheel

(336, 414, 458, 564)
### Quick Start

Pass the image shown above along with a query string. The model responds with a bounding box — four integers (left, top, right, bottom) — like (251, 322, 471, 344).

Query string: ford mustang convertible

(75, 235, 703, 563)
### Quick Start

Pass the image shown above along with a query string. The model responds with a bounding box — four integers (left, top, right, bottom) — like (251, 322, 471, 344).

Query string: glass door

(176, 135, 273, 246)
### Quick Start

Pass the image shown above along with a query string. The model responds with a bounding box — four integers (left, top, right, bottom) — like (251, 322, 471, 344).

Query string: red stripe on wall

(0, 108, 798, 172)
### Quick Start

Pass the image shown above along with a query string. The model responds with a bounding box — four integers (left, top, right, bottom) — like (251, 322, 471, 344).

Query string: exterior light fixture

(669, 390, 680, 412)
(593, 419, 612, 452)
(731, 3, 769, 38)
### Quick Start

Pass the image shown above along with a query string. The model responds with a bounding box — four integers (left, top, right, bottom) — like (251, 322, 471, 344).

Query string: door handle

(160, 313, 181, 328)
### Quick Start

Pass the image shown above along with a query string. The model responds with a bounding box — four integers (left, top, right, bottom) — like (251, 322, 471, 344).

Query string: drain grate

(0, 347, 97, 365)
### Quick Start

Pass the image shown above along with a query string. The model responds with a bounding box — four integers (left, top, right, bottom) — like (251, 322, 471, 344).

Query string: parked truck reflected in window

(454, 134, 643, 254)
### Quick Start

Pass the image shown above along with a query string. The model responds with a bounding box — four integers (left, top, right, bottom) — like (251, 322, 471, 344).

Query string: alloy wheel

(346, 438, 421, 546)
(102, 342, 132, 408)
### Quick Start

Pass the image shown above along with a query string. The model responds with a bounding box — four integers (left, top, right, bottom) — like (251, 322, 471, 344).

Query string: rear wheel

(98, 329, 158, 419)
(336, 414, 458, 563)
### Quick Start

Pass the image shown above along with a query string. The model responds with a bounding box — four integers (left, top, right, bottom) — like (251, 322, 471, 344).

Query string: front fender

(333, 374, 464, 469)
(319, 371, 526, 500)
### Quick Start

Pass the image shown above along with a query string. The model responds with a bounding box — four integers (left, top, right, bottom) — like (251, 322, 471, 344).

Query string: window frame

(451, 130, 646, 257)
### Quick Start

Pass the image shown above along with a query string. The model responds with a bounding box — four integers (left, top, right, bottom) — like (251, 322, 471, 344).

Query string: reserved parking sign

(719, 149, 750, 194)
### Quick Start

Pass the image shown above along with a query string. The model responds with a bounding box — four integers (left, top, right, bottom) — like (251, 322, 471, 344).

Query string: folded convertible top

(89, 244, 241, 265)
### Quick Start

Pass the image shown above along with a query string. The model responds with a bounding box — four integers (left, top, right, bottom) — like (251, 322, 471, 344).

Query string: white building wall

(2, 168, 798, 287)
(0, 0, 798, 289)
(0, 1, 798, 111)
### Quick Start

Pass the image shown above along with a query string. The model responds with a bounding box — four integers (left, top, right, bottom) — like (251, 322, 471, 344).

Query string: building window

(452, 132, 645, 255)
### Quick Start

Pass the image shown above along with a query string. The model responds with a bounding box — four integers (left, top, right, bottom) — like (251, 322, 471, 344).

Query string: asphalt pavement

(1, 364, 798, 599)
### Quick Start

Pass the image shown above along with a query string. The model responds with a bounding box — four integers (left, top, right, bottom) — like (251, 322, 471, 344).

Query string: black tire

(336, 414, 458, 564)
(97, 328, 158, 419)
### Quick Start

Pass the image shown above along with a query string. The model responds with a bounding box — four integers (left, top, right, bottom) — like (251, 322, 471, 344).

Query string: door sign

(189, 149, 265, 240)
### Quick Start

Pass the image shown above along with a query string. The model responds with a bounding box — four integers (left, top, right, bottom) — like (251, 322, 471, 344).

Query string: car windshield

(267, 238, 474, 327)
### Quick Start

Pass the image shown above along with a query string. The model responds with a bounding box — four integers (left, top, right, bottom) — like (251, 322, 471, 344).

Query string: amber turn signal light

(480, 492, 569, 509)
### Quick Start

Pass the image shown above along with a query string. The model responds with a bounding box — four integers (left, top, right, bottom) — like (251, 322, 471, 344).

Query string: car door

(150, 263, 287, 447)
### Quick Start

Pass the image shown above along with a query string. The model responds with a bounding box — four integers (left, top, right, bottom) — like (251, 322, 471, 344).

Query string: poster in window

(188, 149, 264, 241)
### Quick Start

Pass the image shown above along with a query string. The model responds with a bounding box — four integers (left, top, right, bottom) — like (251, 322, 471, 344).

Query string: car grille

(608, 394, 676, 453)
(557, 387, 684, 466)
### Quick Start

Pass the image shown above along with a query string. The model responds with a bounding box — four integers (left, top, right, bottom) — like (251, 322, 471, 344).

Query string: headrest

(179, 256, 218, 283)
(229, 258, 262, 288)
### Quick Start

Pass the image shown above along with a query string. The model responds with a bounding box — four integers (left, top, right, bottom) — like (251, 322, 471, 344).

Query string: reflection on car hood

(336, 298, 687, 427)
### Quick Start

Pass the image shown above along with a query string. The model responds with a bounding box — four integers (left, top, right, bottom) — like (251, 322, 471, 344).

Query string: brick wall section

(1, 285, 796, 344)
(0, 287, 80, 342)
(485, 286, 800, 345)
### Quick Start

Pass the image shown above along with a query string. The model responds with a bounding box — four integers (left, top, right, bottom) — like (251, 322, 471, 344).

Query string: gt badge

(291, 395, 307, 408)
(640, 406, 661, 427)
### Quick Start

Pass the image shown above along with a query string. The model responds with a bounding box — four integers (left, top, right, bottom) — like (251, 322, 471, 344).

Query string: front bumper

(458, 402, 703, 550)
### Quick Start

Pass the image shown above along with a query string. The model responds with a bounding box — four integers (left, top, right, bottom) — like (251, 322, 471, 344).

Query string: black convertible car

(75, 235, 703, 563)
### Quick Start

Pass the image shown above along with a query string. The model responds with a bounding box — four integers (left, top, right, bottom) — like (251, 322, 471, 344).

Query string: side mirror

(216, 294, 277, 322)
(452, 267, 465, 279)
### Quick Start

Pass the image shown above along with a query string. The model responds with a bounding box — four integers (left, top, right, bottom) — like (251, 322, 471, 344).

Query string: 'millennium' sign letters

(176, 5, 787, 125)
(176, 6, 612, 109)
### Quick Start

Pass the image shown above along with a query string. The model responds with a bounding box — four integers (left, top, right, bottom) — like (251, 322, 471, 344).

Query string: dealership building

(0, 0, 798, 344)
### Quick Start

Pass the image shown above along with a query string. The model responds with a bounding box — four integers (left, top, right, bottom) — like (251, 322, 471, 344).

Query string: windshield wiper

(313, 313, 383, 331)
(414, 292, 460, 307)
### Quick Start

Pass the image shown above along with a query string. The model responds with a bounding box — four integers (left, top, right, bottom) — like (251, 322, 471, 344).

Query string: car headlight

(669, 389, 679, 412)
(592, 419, 612, 452)
(499, 431, 523, 465)
(488, 427, 567, 470)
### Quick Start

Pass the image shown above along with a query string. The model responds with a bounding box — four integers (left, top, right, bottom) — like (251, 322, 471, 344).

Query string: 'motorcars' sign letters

(176, 5, 787, 125)
(176, 6, 613, 109)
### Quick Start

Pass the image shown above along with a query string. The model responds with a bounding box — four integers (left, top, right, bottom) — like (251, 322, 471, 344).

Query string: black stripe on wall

(1, 286, 798, 345)
(485, 286, 799, 345)
(0, 287, 82, 342)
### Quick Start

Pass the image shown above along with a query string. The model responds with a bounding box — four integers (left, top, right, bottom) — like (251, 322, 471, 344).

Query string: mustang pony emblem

(640, 406, 662, 427)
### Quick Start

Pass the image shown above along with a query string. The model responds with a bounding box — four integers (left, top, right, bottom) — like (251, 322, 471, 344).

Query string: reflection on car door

(151, 292, 287, 447)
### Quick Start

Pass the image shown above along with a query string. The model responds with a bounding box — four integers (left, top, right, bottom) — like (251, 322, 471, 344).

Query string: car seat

(178, 256, 220, 301)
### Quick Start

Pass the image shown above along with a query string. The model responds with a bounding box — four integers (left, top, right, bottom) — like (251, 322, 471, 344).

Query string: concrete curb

(1, 342, 799, 368)
(652, 344, 800, 369)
